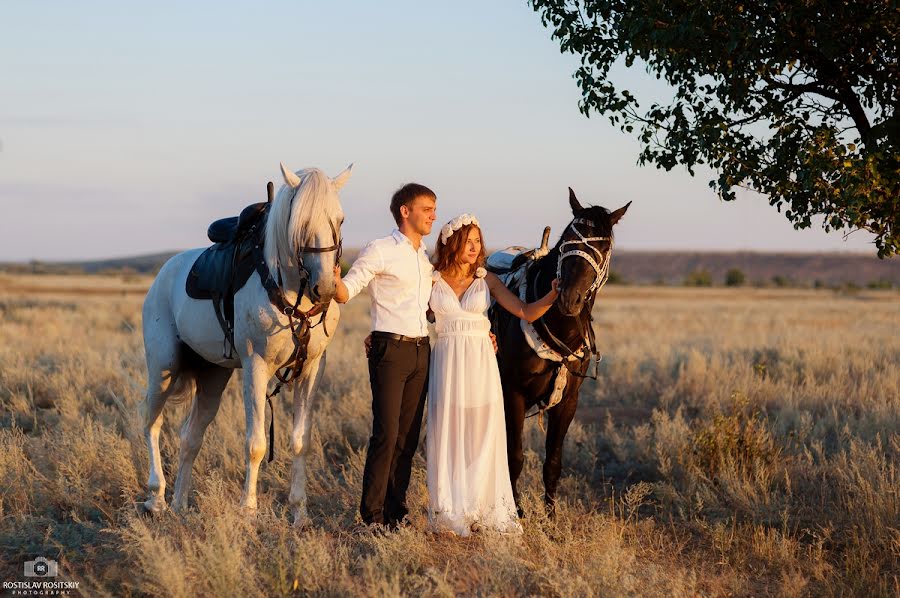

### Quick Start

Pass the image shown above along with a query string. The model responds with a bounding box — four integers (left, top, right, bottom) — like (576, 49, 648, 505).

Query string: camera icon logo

(24, 556, 58, 577)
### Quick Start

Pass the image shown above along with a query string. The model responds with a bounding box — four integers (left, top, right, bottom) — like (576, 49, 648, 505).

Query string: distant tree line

(2, 261, 893, 291)
(677, 267, 894, 290)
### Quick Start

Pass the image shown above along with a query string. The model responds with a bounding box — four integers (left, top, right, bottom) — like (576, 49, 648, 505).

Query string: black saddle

(207, 202, 268, 244)
(186, 198, 272, 357)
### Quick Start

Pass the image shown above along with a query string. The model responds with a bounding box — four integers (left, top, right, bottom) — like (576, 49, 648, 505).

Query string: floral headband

(440, 213, 480, 245)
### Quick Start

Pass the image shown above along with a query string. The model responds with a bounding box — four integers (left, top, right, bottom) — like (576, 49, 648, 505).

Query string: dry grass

(1, 274, 897, 596)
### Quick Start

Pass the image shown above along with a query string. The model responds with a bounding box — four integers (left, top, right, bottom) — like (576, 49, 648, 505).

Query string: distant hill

(1, 252, 178, 275)
(609, 251, 899, 286)
(2, 250, 897, 287)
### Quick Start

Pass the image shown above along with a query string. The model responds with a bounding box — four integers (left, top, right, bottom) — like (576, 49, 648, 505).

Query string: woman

(427, 213, 558, 535)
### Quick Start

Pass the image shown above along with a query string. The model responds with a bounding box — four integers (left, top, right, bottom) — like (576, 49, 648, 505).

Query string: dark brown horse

(491, 189, 630, 516)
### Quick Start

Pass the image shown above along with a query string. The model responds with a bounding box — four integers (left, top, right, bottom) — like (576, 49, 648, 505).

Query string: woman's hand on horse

(551, 278, 559, 294)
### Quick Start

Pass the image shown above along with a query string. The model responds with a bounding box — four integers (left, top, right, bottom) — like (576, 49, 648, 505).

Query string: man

(333, 183, 436, 528)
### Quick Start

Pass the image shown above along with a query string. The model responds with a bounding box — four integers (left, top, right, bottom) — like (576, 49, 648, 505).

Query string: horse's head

(554, 188, 630, 316)
(265, 162, 353, 305)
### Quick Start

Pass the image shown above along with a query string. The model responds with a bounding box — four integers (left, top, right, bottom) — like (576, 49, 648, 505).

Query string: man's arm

(334, 241, 383, 304)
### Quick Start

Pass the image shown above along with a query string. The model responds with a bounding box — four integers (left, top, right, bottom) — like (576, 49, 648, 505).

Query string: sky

(0, 1, 880, 261)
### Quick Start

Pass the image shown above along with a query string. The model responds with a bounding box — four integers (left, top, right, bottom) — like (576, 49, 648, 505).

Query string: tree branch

(763, 77, 842, 102)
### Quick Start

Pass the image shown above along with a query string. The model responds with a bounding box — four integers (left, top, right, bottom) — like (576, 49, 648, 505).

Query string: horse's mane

(264, 168, 340, 275)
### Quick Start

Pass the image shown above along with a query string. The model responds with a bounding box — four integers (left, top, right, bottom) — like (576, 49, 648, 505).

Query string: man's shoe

(386, 512, 415, 531)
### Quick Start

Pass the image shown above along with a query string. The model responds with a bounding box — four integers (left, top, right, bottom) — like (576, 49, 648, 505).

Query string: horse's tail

(164, 342, 212, 405)
(141, 342, 207, 412)
(163, 365, 196, 407)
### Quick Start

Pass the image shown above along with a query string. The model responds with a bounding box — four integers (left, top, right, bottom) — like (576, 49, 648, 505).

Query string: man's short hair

(390, 183, 436, 225)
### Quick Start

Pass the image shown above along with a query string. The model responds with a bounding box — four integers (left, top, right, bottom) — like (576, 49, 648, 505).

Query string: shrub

(607, 270, 625, 285)
(771, 275, 792, 288)
(724, 268, 746, 287)
(866, 279, 892, 289)
(684, 269, 713, 287)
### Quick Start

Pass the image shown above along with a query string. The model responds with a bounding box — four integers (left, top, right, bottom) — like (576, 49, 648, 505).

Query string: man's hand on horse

(364, 333, 372, 357)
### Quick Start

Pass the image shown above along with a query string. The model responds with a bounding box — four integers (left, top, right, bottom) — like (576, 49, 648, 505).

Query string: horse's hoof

(240, 506, 259, 522)
(292, 517, 313, 531)
(544, 501, 557, 519)
(137, 500, 167, 518)
(291, 506, 312, 530)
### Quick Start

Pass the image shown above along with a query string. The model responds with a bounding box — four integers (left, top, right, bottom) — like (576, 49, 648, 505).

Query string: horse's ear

(568, 187, 583, 212)
(332, 163, 354, 191)
(280, 162, 301, 189)
(610, 201, 632, 225)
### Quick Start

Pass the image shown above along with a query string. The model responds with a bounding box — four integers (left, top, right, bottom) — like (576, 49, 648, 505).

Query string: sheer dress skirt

(426, 311, 521, 536)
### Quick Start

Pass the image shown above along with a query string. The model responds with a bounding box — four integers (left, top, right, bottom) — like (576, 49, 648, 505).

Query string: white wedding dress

(426, 271, 522, 536)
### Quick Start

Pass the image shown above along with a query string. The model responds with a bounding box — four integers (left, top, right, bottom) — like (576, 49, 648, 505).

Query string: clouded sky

(0, 1, 879, 261)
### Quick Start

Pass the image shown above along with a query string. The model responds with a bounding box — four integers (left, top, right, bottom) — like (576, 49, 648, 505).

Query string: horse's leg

(142, 372, 171, 514)
(543, 395, 579, 517)
(239, 356, 270, 513)
(141, 328, 184, 514)
(171, 365, 232, 512)
(504, 390, 527, 518)
(288, 354, 325, 527)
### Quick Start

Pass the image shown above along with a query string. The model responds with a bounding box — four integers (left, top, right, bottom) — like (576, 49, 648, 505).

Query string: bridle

(261, 183, 343, 462)
(556, 217, 612, 301)
(285, 183, 343, 298)
(271, 181, 342, 319)
(529, 216, 613, 384)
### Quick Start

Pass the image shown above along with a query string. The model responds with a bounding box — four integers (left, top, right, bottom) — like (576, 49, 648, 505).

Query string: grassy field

(0, 273, 897, 596)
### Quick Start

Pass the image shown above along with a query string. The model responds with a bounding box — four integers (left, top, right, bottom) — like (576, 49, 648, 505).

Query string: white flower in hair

(440, 213, 480, 244)
(475, 267, 487, 278)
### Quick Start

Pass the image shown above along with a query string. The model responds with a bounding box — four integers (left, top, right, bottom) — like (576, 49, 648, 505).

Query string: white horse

(140, 162, 351, 525)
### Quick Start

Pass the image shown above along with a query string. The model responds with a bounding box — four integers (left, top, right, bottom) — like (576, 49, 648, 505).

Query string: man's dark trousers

(360, 333, 430, 526)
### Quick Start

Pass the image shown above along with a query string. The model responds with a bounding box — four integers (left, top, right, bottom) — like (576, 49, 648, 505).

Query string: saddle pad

(486, 246, 529, 274)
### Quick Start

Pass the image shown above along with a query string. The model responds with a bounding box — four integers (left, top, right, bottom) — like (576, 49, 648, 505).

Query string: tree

(684, 269, 713, 286)
(725, 268, 746, 286)
(530, 0, 899, 256)
(771, 274, 792, 287)
(607, 269, 626, 284)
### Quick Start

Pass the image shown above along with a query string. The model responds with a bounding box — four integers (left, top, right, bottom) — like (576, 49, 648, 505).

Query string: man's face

(401, 195, 437, 236)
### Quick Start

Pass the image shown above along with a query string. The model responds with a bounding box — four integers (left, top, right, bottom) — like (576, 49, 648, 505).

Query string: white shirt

(342, 229, 433, 337)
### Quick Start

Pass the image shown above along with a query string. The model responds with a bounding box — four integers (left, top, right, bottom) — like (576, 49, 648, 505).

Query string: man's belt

(372, 331, 430, 346)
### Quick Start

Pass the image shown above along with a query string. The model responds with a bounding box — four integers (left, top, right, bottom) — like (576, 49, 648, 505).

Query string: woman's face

(457, 226, 482, 268)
